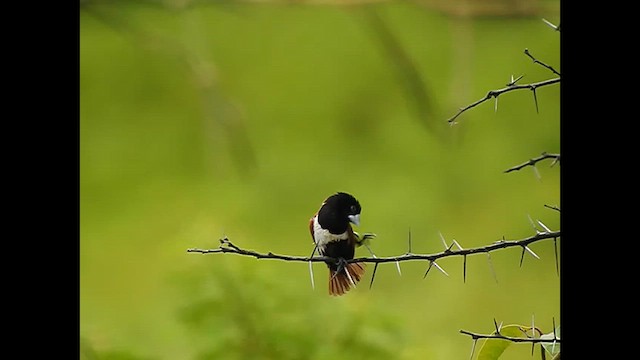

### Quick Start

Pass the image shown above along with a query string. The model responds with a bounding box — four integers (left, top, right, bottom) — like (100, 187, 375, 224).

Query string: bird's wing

(309, 215, 316, 243)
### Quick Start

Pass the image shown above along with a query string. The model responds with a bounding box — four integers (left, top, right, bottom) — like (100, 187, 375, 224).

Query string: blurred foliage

(80, 0, 560, 359)
(476, 325, 524, 360)
(175, 263, 405, 359)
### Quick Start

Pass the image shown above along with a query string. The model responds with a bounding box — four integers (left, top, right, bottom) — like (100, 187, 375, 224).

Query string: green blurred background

(80, 0, 560, 359)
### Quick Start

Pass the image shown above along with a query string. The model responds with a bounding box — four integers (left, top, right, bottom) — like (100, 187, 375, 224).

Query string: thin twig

(544, 204, 561, 212)
(525, 48, 561, 76)
(459, 330, 561, 344)
(504, 152, 560, 173)
(447, 78, 560, 124)
(447, 46, 559, 124)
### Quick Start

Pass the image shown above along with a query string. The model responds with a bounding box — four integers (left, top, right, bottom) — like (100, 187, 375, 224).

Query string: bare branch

(544, 204, 561, 212)
(447, 45, 559, 124)
(459, 329, 560, 344)
(504, 152, 560, 173)
(524, 48, 561, 76)
(187, 231, 560, 269)
(460, 317, 561, 357)
(446, 78, 560, 124)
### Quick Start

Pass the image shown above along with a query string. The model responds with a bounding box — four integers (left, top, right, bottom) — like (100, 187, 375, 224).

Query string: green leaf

(476, 324, 524, 360)
(540, 326, 561, 356)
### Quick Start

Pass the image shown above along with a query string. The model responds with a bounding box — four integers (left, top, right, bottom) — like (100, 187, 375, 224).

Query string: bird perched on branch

(309, 192, 367, 296)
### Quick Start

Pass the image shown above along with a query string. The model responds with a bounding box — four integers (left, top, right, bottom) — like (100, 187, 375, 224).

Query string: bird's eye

(350, 205, 357, 213)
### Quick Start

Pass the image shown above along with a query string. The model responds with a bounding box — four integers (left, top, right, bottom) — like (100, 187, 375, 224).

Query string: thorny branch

(187, 228, 560, 284)
(504, 152, 560, 173)
(460, 317, 560, 359)
(447, 43, 560, 124)
(446, 77, 560, 124)
(188, 231, 559, 263)
(459, 329, 560, 343)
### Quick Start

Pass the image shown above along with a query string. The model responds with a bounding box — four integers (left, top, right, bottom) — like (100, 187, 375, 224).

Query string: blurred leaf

(540, 326, 561, 356)
(476, 324, 523, 360)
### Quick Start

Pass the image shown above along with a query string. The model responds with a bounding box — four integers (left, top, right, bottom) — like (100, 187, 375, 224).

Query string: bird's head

(320, 192, 362, 228)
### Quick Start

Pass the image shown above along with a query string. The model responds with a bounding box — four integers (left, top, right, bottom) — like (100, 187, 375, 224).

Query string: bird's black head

(317, 192, 362, 234)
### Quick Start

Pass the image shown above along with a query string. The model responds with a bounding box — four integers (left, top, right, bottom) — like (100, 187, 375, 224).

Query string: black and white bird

(309, 192, 366, 296)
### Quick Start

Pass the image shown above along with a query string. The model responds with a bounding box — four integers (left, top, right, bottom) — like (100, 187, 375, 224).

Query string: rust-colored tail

(329, 262, 366, 296)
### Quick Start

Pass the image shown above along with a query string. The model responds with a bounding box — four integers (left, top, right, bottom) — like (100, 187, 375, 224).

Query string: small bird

(309, 192, 366, 296)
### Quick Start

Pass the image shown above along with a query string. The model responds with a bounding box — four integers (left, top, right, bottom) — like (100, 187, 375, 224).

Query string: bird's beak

(348, 214, 360, 227)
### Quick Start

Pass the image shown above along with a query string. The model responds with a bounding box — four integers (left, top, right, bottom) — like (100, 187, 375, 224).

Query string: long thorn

(309, 243, 318, 259)
(446, 242, 455, 252)
(553, 237, 559, 276)
(308, 243, 318, 290)
(439, 232, 447, 250)
(524, 245, 540, 259)
(537, 220, 552, 233)
(531, 314, 536, 355)
(369, 263, 379, 289)
(533, 165, 541, 181)
(423, 261, 434, 279)
(487, 252, 498, 284)
(433, 261, 449, 277)
(519, 247, 526, 267)
(468, 339, 477, 360)
(396, 260, 402, 276)
(542, 18, 559, 31)
(552, 317, 558, 352)
(309, 261, 315, 290)
(527, 214, 538, 232)
(532, 87, 539, 113)
(364, 243, 377, 258)
(463, 254, 467, 283)
(531, 313, 536, 336)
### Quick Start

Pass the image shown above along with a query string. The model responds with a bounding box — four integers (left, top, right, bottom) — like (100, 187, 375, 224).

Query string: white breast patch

(312, 216, 349, 251)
